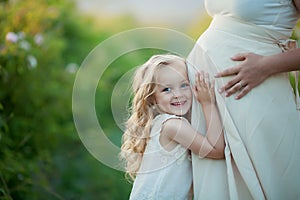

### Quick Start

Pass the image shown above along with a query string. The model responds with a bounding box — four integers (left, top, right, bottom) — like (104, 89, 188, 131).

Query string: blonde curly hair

(120, 54, 186, 180)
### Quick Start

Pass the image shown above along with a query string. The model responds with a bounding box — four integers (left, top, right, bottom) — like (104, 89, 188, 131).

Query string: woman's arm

(293, 0, 300, 11)
(162, 72, 225, 159)
(215, 49, 300, 99)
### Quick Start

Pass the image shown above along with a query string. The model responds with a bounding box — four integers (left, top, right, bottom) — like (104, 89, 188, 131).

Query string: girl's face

(154, 60, 192, 116)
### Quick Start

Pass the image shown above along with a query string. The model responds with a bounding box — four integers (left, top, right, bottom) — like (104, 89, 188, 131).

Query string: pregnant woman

(187, 0, 300, 199)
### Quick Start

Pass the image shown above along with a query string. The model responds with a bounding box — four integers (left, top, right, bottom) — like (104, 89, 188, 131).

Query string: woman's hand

(215, 52, 271, 99)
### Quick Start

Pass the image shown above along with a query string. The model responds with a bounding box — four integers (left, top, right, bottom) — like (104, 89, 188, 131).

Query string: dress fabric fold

(187, 15, 300, 200)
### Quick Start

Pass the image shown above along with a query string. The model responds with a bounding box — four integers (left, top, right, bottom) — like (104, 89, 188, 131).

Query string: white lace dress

(129, 114, 192, 200)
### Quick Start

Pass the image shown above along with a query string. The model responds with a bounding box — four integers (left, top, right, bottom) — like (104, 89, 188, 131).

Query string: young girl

(120, 54, 225, 200)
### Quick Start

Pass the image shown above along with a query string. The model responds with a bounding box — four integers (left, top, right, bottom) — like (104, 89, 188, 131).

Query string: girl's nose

(173, 89, 182, 98)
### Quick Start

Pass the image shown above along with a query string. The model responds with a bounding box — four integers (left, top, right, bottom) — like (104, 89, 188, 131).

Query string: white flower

(66, 63, 78, 74)
(17, 31, 26, 40)
(6, 32, 19, 43)
(34, 33, 44, 45)
(19, 40, 31, 51)
(27, 55, 37, 69)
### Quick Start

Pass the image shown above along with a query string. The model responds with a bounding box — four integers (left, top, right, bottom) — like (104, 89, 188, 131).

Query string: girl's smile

(171, 100, 187, 107)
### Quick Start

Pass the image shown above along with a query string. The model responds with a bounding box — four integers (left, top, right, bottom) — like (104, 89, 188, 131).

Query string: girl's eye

(181, 83, 190, 88)
(162, 87, 171, 92)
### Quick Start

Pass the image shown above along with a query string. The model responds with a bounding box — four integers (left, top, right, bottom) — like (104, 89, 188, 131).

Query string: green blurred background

(0, 0, 299, 199)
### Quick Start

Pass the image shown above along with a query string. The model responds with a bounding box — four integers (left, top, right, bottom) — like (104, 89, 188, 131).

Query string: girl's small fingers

(204, 72, 209, 83)
(210, 79, 215, 89)
(194, 73, 199, 85)
(193, 85, 197, 93)
(195, 72, 201, 87)
(199, 71, 204, 85)
(196, 72, 202, 88)
(204, 72, 210, 88)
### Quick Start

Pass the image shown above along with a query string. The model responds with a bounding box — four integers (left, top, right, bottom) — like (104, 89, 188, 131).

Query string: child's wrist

(201, 102, 215, 108)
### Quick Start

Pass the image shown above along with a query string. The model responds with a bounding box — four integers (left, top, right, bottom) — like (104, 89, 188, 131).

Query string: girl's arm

(215, 49, 300, 99)
(194, 71, 225, 158)
(161, 72, 225, 159)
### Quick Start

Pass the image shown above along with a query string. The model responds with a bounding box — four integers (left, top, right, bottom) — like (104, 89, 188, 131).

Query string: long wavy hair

(120, 54, 186, 180)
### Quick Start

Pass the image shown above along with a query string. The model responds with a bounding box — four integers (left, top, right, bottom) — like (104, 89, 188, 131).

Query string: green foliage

(0, 0, 132, 199)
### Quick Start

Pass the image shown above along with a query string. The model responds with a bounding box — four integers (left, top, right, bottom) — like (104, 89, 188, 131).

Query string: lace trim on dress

(154, 114, 191, 166)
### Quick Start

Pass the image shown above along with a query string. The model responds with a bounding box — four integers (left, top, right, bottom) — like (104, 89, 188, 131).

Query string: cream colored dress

(187, 1, 300, 199)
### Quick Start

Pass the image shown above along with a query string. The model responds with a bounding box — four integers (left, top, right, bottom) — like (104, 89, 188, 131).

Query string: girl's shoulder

(153, 113, 187, 126)
(150, 114, 190, 152)
(151, 114, 188, 135)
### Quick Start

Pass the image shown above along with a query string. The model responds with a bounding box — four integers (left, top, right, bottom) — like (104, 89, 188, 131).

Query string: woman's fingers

(214, 65, 240, 78)
(230, 53, 248, 61)
(235, 85, 251, 99)
(218, 75, 241, 94)
(224, 81, 246, 97)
